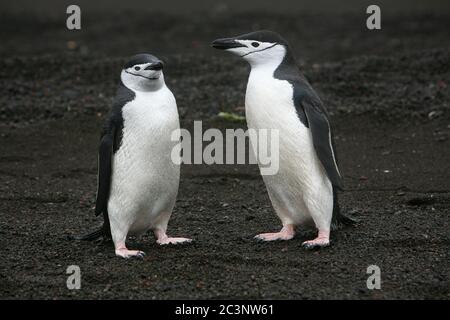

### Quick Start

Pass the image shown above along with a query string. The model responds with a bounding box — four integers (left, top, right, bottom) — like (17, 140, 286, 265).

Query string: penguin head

(211, 30, 288, 66)
(120, 54, 165, 92)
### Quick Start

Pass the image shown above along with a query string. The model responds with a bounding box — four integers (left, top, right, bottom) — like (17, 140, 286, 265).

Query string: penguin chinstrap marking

(212, 31, 354, 249)
(77, 54, 191, 258)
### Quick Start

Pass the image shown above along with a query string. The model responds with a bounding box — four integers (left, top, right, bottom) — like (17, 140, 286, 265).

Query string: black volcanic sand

(0, 11, 449, 299)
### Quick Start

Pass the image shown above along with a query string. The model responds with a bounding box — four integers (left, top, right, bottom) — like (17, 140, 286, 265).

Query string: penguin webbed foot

(302, 239, 330, 250)
(302, 230, 330, 250)
(255, 224, 295, 241)
(156, 236, 192, 245)
(115, 248, 146, 259)
(154, 229, 192, 245)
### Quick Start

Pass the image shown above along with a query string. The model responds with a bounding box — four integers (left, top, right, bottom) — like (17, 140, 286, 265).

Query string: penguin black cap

(124, 54, 164, 70)
(212, 30, 289, 49)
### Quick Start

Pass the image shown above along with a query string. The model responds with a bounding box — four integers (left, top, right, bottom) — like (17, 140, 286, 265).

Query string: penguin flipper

(95, 130, 115, 216)
(301, 99, 343, 189)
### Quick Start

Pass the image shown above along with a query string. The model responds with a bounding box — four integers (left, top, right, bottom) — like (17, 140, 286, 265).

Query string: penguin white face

(212, 30, 288, 67)
(120, 54, 165, 92)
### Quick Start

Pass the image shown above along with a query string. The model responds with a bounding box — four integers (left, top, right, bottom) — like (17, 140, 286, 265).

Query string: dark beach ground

(0, 4, 449, 299)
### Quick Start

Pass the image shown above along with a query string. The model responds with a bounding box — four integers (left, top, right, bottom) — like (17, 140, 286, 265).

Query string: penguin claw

(115, 248, 146, 259)
(135, 251, 145, 259)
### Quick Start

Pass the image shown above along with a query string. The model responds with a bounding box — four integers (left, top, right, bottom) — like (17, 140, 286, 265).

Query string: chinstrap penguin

(212, 31, 354, 248)
(75, 54, 191, 258)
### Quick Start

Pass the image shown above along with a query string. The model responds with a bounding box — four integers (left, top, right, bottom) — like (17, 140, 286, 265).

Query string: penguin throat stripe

(125, 70, 159, 80)
(240, 43, 278, 57)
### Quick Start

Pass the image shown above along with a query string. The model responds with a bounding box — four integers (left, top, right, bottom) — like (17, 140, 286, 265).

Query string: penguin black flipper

(300, 98, 342, 189)
(95, 129, 114, 216)
(288, 76, 343, 190)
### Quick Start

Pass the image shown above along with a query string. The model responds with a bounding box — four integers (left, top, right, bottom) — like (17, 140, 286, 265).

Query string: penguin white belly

(108, 88, 180, 236)
(245, 71, 333, 227)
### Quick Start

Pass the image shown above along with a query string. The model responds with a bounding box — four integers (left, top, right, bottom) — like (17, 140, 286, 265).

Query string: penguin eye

(134, 66, 141, 71)
(251, 42, 260, 47)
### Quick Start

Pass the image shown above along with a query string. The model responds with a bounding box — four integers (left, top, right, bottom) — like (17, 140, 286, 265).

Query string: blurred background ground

(0, 0, 449, 299)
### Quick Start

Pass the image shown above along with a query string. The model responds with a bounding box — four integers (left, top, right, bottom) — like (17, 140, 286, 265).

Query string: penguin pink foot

(115, 243, 145, 259)
(255, 224, 295, 241)
(302, 230, 330, 249)
(154, 229, 192, 245)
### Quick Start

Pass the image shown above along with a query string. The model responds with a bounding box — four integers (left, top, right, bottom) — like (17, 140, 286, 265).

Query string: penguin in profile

(212, 31, 353, 248)
(76, 54, 191, 258)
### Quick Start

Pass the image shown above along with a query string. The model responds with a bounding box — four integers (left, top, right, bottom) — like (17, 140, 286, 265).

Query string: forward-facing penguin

(212, 31, 353, 248)
(76, 54, 191, 258)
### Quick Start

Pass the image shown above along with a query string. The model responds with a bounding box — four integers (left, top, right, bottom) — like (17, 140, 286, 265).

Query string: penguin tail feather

(69, 227, 104, 241)
(68, 208, 112, 241)
(331, 186, 357, 231)
(69, 225, 111, 241)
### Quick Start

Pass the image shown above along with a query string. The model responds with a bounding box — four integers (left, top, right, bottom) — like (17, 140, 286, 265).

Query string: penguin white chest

(245, 69, 315, 168)
(246, 72, 299, 129)
(108, 88, 180, 233)
(120, 89, 179, 165)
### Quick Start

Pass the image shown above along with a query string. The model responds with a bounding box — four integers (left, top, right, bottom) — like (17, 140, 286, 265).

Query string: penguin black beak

(211, 38, 246, 50)
(145, 61, 164, 71)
